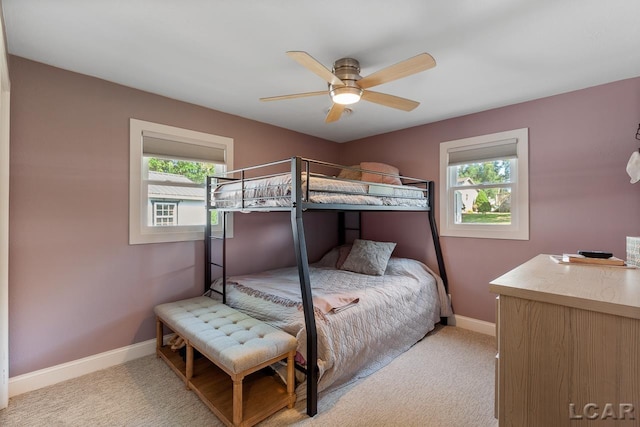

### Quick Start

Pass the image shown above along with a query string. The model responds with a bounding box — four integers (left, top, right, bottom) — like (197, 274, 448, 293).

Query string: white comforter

(211, 173, 428, 209)
(210, 257, 450, 395)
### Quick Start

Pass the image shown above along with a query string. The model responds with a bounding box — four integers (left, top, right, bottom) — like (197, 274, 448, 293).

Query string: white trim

(129, 118, 234, 244)
(439, 128, 529, 240)
(0, 5, 11, 409)
(450, 314, 496, 336)
(8, 337, 170, 397)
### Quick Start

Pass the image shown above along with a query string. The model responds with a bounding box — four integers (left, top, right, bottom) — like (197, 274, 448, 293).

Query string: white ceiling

(3, 0, 640, 143)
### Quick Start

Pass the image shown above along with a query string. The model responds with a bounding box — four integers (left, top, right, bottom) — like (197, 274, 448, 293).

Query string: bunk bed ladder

(291, 157, 319, 417)
(338, 211, 362, 244)
(205, 178, 227, 303)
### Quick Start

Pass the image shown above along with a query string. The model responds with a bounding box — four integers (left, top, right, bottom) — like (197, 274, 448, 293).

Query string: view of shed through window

(144, 157, 219, 227)
(451, 159, 513, 225)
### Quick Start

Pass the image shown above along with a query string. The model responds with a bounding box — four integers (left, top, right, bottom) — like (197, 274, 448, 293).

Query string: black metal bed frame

(204, 156, 449, 417)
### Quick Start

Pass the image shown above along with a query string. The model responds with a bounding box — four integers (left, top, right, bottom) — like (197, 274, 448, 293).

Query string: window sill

(441, 225, 529, 240)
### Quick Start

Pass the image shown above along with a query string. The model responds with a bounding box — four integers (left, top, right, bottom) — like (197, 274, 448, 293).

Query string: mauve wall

(341, 77, 640, 322)
(8, 56, 340, 376)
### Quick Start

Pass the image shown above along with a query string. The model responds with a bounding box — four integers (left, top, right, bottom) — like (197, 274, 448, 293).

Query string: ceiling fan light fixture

(330, 86, 363, 105)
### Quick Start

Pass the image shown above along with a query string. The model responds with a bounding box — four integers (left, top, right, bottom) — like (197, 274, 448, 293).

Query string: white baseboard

(449, 314, 496, 336)
(9, 337, 164, 398)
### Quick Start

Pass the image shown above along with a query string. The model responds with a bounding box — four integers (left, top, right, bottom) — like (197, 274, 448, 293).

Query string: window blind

(142, 131, 226, 164)
(447, 138, 518, 166)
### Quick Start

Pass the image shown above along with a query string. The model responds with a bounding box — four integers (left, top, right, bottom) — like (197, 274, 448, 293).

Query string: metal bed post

(427, 181, 449, 325)
(221, 211, 227, 304)
(290, 156, 319, 417)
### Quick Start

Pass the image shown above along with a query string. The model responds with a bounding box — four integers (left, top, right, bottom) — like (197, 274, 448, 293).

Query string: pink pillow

(360, 162, 402, 186)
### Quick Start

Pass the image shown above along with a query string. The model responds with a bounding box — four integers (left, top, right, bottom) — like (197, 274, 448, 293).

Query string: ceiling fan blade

(260, 91, 327, 102)
(357, 53, 436, 89)
(325, 103, 346, 123)
(361, 90, 420, 111)
(287, 51, 344, 86)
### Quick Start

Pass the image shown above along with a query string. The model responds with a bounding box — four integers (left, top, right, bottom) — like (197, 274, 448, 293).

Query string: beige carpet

(0, 326, 498, 427)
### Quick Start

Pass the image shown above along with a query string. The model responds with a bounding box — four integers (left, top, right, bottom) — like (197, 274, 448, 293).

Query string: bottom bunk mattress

(210, 253, 451, 395)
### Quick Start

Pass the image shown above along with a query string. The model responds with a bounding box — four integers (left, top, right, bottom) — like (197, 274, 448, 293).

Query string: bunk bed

(204, 157, 451, 417)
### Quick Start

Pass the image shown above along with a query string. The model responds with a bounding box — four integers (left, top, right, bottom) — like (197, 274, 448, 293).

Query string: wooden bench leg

(155, 317, 163, 356)
(233, 374, 243, 426)
(185, 342, 193, 390)
(287, 350, 296, 408)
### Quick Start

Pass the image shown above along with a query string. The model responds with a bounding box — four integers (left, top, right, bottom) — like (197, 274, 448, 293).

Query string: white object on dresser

(628, 236, 640, 268)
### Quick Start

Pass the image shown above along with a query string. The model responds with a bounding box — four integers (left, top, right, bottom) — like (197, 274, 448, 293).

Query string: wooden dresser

(490, 254, 640, 426)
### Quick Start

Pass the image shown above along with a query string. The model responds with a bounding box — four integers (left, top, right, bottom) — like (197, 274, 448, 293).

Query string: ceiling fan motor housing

(333, 58, 361, 80)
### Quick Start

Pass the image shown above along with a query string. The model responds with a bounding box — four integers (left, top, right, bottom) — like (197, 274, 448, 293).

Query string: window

(439, 128, 529, 240)
(153, 202, 177, 226)
(129, 119, 234, 244)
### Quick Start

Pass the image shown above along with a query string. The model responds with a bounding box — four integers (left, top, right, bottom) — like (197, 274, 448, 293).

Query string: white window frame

(129, 119, 234, 244)
(439, 128, 529, 240)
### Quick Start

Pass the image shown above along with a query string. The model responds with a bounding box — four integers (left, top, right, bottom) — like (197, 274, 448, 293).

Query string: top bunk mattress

(211, 172, 428, 210)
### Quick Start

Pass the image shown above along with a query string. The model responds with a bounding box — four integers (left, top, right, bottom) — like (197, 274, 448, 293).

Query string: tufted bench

(154, 296, 297, 427)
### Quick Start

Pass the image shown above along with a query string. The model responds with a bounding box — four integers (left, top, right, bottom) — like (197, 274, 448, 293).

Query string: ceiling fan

(260, 51, 436, 123)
